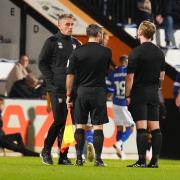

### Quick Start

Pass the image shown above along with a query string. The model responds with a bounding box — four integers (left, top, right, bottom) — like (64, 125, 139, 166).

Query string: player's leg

(113, 125, 124, 159)
(112, 105, 127, 159)
(119, 106, 135, 149)
(85, 123, 95, 162)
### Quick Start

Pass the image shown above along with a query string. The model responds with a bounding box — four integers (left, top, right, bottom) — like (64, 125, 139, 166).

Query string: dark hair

(120, 55, 128, 62)
(86, 24, 102, 37)
(58, 14, 76, 24)
(19, 55, 29, 62)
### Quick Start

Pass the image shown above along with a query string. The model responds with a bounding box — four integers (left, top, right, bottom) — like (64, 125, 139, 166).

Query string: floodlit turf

(0, 157, 180, 180)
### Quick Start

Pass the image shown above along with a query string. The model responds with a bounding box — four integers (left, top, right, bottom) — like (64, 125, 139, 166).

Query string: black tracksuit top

(39, 31, 81, 94)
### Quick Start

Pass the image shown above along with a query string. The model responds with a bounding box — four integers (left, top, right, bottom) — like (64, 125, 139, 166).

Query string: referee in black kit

(39, 14, 81, 165)
(66, 24, 112, 166)
(126, 21, 165, 168)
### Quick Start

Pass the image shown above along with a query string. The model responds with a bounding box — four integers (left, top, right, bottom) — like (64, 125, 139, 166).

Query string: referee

(126, 21, 165, 168)
(66, 24, 112, 166)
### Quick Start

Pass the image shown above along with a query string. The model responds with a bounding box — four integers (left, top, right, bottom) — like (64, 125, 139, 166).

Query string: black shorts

(74, 87, 109, 125)
(130, 86, 159, 122)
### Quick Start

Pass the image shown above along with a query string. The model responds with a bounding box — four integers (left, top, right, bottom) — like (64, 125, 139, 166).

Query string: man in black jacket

(39, 14, 81, 165)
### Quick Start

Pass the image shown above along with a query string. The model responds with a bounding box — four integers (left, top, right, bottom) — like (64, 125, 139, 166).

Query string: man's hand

(66, 74, 74, 108)
(66, 96, 73, 109)
(126, 97, 131, 106)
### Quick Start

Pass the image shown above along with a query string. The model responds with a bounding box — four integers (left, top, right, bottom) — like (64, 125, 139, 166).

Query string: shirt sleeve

(127, 49, 138, 74)
(38, 38, 54, 83)
(160, 53, 166, 71)
(66, 51, 77, 74)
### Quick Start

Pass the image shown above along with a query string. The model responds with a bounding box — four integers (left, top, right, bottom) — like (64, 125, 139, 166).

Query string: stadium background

(0, 0, 180, 159)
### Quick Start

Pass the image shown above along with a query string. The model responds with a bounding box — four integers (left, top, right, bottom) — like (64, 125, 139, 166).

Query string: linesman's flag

(60, 110, 76, 153)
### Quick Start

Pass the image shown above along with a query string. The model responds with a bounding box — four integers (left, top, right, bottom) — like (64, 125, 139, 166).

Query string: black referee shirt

(127, 42, 166, 87)
(67, 42, 112, 87)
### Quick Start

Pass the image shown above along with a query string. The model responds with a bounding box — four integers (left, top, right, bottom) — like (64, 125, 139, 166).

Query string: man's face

(58, 18, 74, 36)
(136, 28, 143, 43)
(122, 60, 128, 67)
(97, 31, 104, 44)
(137, 29, 141, 40)
(102, 35, 109, 47)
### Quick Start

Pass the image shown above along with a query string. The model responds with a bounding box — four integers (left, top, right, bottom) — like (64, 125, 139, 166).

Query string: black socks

(93, 130, 104, 160)
(75, 129, 104, 160)
(137, 129, 148, 163)
(151, 129, 162, 164)
(74, 128, 85, 160)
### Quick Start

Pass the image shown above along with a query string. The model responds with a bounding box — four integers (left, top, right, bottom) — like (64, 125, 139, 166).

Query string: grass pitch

(0, 157, 180, 180)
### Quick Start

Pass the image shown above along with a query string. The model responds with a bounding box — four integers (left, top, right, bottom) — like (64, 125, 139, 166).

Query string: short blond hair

(58, 14, 76, 24)
(138, 20, 156, 39)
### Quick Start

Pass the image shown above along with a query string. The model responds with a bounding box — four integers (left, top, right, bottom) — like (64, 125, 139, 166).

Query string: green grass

(0, 157, 180, 180)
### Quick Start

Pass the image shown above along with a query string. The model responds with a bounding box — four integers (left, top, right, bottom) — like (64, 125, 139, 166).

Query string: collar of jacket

(57, 31, 71, 40)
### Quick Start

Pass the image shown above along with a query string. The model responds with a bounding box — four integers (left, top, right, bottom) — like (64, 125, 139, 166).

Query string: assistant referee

(126, 21, 166, 168)
(66, 24, 112, 166)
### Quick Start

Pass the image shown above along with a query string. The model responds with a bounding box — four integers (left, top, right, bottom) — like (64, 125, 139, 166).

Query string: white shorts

(112, 104, 135, 127)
